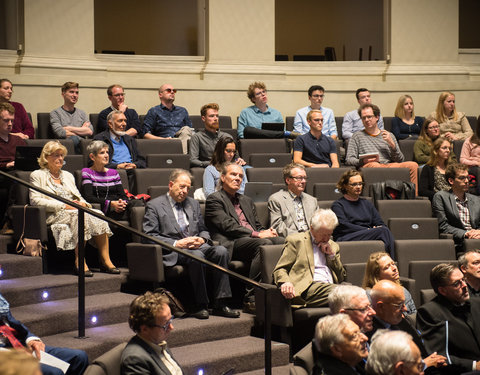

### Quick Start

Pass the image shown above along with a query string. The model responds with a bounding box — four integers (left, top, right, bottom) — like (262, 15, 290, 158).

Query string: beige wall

(275, 0, 384, 61)
(94, 0, 199, 56)
(0, 0, 479, 130)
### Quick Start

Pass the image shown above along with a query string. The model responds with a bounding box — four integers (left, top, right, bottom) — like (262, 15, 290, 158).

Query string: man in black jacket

(417, 263, 480, 374)
(93, 110, 146, 170)
(313, 314, 368, 375)
(205, 162, 284, 311)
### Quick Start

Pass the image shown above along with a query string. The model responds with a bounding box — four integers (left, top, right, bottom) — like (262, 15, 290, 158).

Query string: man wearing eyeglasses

(328, 285, 376, 334)
(268, 163, 318, 238)
(345, 103, 418, 194)
(143, 169, 239, 320)
(417, 263, 480, 373)
(367, 330, 425, 375)
(97, 84, 142, 137)
(342, 88, 384, 141)
(459, 250, 480, 298)
(121, 292, 182, 375)
(293, 110, 339, 168)
(293, 85, 337, 139)
(432, 163, 480, 255)
(237, 81, 296, 139)
(143, 83, 193, 153)
(369, 280, 447, 372)
(313, 314, 368, 375)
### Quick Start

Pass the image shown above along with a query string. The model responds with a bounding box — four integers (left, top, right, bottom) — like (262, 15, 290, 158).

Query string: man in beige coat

(273, 208, 345, 307)
(267, 163, 318, 238)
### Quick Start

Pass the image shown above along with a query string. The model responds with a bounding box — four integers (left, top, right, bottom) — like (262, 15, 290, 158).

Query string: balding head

(371, 280, 407, 325)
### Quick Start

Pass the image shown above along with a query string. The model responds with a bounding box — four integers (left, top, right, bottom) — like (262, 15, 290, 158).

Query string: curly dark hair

(336, 169, 363, 194)
(128, 292, 170, 333)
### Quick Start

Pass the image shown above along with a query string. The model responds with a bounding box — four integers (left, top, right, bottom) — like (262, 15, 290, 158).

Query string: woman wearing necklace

(29, 141, 118, 276)
(81, 140, 141, 221)
(419, 137, 454, 201)
(391, 94, 423, 140)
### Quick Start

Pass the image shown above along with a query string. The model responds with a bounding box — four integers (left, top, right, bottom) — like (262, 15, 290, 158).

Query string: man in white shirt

(293, 85, 337, 139)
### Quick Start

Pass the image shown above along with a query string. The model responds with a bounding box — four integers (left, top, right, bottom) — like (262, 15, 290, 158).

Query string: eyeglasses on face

(404, 359, 425, 372)
(344, 304, 373, 314)
(311, 94, 325, 99)
(389, 301, 406, 309)
(361, 115, 375, 121)
(152, 317, 174, 331)
(254, 90, 267, 97)
(348, 182, 364, 187)
(224, 149, 236, 154)
(290, 176, 308, 181)
(445, 277, 467, 289)
(162, 88, 177, 93)
(112, 93, 125, 97)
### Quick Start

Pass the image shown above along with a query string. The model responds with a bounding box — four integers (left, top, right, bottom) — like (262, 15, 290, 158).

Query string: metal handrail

(0, 170, 274, 375)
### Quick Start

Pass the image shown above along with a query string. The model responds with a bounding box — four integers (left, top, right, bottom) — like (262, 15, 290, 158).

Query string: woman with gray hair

(82, 140, 142, 223)
(30, 141, 116, 276)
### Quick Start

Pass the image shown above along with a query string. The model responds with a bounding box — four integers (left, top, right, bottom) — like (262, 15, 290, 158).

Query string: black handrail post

(77, 209, 86, 338)
(264, 287, 272, 375)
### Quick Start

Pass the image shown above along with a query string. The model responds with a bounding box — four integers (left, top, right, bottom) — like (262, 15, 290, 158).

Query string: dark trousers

(232, 236, 285, 300)
(244, 127, 285, 139)
(41, 345, 89, 375)
(336, 226, 395, 259)
(176, 243, 231, 306)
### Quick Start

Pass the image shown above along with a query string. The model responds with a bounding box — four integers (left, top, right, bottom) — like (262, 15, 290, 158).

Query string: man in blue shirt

(293, 85, 337, 139)
(97, 84, 142, 137)
(237, 81, 295, 139)
(342, 88, 384, 140)
(143, 83, 193, 153)
(293, 110, 339, 168)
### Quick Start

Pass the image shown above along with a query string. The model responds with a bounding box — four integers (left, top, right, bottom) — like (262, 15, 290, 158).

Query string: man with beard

(93, 110, 146, 170)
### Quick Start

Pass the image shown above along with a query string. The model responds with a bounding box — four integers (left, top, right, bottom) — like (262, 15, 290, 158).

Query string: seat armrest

(11, 205, 48, 242)
(255, 283, 294, 327)
(126, 243, 165, 283)
(439, 233, 454, 239)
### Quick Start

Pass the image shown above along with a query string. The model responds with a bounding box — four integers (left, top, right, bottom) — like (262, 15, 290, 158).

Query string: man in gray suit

(433, 163, 480, 254)
(143, 169, 239, 319)
(121, 292, 182, 375)
(267, 163, 318, 238)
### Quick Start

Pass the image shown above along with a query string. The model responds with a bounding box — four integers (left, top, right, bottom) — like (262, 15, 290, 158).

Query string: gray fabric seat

(84, 342, 127, 375)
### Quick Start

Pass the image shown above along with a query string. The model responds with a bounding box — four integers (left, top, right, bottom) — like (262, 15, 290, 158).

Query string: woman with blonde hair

(430, 91, 472, 141)
(419, 137, 453, 200)
(413, 116, 441, 164)
(391, 94, 423, 140)
(30, 141, 118, 276)
(362, 251, 416, 314)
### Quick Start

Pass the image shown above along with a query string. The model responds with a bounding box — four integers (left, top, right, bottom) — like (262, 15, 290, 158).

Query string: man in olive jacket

(273, 208, 346, 307)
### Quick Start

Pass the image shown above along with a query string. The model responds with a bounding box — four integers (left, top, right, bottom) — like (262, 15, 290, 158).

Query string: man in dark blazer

(0, 292, 88, 375)
(432, 163, 480, 254)
(313, 314, 368, 375)
(417, 263, 480, 375)
(121, 292, 182, 375)
(93, 109, 146, 170)
(143, 169, 239, 319)
(368, 280, 447, 372)
(205, 162, 284, 310)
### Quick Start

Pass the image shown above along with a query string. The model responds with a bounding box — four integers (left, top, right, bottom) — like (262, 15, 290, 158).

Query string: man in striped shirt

(345, 103, 418, 193)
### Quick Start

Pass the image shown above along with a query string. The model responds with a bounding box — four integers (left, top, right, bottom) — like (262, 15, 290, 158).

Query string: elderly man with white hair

(313, 314, 368, 375)
(366, 330, 424, 375)
(328, 284, 376, 334)
(273, 209, 346, 307)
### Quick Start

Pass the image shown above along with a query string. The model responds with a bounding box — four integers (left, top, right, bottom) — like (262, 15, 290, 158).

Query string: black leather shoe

(191, 308, 209, 320)
(243, 301, 256, 314)
(74, 267, 93, 277)
(99, 265, 121, 274)
(212, 305, 240, 318)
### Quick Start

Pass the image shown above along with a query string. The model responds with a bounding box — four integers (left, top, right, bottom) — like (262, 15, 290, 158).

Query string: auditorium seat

(26, 138, 76, 155)
(337, 240, 385, 264)
(312, 183, 342, 201)
(239, 139, 289, 159)
(395, 239, 456, 278)
(361, 168, 411, 196)
(409, 259, 452, 306)
(36, 112, 53, 139)
(246, 167, 284, 184)
(249, 153, 292, 168)
(383, 116, 393, 132)
(190, 115, 233, 129)
(453, 139, 464, 161)
(89, 113, 99, 134)
(253, 201, 270, 228)
(286, 116, 295, 131)
(133, 168, 175, 195)
(146, 154, 190, 169)
(376, 200, 438, 239)
(335, 117, 343, 140)
(305, 167, 353, 195)
(136, 138, 183, 154)
(255, 244, 330, 353)
(84, 342, 127, 375)
(398, 139, 416, 161)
